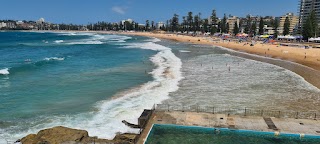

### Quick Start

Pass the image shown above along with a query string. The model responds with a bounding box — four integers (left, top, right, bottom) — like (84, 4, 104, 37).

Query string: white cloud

(112, 6, 126, 15)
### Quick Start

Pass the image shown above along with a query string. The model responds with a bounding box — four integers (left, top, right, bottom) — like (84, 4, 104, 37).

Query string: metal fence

(154, 104, 320, 120)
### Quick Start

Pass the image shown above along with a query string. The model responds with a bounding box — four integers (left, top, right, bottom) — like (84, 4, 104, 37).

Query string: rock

(113, 133, 136, 143)
(20, 126, 137, 144)
(20, 126, 101, 144)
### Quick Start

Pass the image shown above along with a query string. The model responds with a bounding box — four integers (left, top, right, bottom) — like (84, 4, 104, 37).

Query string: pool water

(145, 124, 320, 144)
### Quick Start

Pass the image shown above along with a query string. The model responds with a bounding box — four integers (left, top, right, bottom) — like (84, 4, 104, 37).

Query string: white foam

(54, 40, 64, 43)
(60, 32, 94, 36)
(179, 50, 191, 53)
(66, 41, 104, 45)
(0, 68, 9, 75)
(144, 37, 161, 43)
(64, 34, 131, 45)
(3, 38, 183, 141)
(83, 38, 183, 138)
(44, 57, 65, 61)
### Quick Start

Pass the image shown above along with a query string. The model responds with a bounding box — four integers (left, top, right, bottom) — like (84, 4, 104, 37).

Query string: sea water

(0, 32, 319, 142)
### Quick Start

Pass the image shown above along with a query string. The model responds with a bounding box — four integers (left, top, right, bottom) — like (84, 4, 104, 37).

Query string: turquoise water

(0, 32, 183, 141)
(145, 124, 320, 144)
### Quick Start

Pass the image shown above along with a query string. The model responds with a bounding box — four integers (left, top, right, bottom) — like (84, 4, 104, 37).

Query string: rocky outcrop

(18, 126, 136, 144)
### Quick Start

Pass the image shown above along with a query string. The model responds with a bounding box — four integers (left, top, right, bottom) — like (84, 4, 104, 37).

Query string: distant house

(0, 22, 7, 29)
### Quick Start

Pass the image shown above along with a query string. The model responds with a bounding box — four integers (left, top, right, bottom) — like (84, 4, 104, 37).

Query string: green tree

(283, 16, 290, 35)
(211, 26, 217, 35)
(171, 14, 179, 32)
(145, 20, 149, 31)
(187, 12, 193, 33)
(134, 22, 139, 31)
(211, 9, 217, 25)
(151, 21, 155, 30)
(124, 21, 132, 30)
(226, 23, 229, 33)
(194, 14, 200, 32)
(182, 16, 187, 32)
(233, 21, 239, 35)
(203, 19, 209, 32)
(273, 19, 279, 38)
(259, 17, 264, 35)
(302, 10, 318, 40)
(244, 15, 251, 34)
(251, 22, 257, 35)
(221, 14, 228, 33)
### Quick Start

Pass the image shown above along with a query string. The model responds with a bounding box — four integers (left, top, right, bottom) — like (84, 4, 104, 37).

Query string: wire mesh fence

(155, 104, 320, 120)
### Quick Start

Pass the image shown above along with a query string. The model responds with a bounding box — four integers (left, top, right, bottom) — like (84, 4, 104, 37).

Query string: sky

(0, 0, 298, 24)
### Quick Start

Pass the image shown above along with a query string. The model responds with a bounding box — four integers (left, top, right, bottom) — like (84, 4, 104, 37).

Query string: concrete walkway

(137, 111, 320, 144)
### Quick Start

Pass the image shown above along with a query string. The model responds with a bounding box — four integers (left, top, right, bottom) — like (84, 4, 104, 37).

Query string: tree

(283, 16, 290, 35)
(273, 19, 279, 38)
(145, 20, 149, 31)
(221, 14, 228, 33)
(134, 22, 139, 31)
(182, 16, 187, 32)
(233, 21, 239, 35)
(194, 14, 200, 32)
(171, 14, 179, 32)
(151, 21, 155, 30)
(226, 23, 229, 33)
(211, 9, 217, 25)
(187, 12, 193, 33)
(211, 26, 217, 35)
(203, 19, 209, 32)
(124, 21, 133, 31)
(119, 21, 124, 30)
(244, 15, 251, 34)
(259, 17, 264, 35)
(302, 10, 318, 40)
(251, 22, 257, 36)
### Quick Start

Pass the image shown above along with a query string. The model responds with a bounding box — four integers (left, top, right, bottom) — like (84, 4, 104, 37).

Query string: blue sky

(0, 0, 298, 24)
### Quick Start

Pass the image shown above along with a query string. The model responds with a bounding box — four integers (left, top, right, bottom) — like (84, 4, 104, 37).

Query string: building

(298, 0, 320, 31)
(36, 18, 45, 24)
(156, 22, 164, 29)
(6, 22, 16, 29)
(121, 19, 133, 25)
(0, 22, 7, 28)
(278, 13, 299, 35)
(263, 25, 275, 35)
(226, 16, 239, 34)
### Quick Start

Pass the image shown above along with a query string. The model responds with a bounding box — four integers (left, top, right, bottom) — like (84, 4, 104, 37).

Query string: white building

(36, 18, 45, 24)
(16, 21, 24, 25)
(0, 22, 7, 28)
(156, 22, 165, 29)
(121, 19, 133, 25)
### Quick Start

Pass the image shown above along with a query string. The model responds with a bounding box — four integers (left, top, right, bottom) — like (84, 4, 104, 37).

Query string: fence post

(314, 113, 317, 120)
(244, 107, 247, 116)
(296, 112, 299, 119)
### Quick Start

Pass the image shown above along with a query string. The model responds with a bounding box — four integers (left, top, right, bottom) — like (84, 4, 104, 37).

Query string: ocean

(0, 32, 319, 141)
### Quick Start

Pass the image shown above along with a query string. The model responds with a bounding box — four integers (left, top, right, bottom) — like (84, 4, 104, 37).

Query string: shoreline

(116, 31, 320, 90)
(19, 30, 320, 89)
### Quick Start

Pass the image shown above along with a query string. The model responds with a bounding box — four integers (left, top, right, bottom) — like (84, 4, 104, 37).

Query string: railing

(154, 104, 320, 120)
